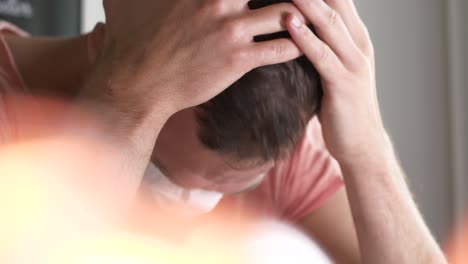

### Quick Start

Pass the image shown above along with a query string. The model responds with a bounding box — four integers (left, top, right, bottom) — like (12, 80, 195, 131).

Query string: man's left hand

(285, 0, 389, 166)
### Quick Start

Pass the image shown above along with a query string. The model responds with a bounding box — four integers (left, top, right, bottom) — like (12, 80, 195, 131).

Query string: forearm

(340, 136, 446, 264)
(283, 0, 446, 262)
(71, 56, 175, 218)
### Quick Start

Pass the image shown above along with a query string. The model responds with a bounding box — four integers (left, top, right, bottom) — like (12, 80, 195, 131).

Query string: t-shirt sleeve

(273, 118, 344, 222)
(0, 91, 12, 144)
(0, 21, 30, 144)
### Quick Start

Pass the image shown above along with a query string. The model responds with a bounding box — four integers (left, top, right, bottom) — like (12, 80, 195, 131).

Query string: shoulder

(262, 117, 344, 221)
(0, 20, 29, 94)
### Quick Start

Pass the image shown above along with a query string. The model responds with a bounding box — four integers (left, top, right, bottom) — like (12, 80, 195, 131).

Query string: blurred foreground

(0, 95, 465, 263)
(0, 96, 332, 263)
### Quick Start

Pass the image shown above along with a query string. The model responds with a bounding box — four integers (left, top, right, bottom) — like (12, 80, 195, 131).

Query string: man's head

(152, 0, 322, 194)
(197, 55, 321, 163)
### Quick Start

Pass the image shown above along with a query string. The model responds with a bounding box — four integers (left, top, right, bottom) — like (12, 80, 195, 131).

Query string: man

(0, 0, 446, 263)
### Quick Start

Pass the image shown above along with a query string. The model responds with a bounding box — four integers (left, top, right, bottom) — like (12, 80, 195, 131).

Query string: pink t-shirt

(218, 119, 344, 222)
(0, 22, 344, 223)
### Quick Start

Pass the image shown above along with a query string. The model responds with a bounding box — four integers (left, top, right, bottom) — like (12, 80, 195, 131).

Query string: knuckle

(274, 2, 297, 12)
(270, 43, 288, 59)
(363, 59, 373, 73)
(327, 10, 341, 27)
(349, 52, 368, 70)
(361, 25, 371, 40)
(364, 41, 375, 58)
(222, 20, 246, 43)
(300, 0, 314, 9)
(362, 42, 375, 58)
(316, 45, 330, 62)
(203, 0, 226, 15)
(256, 43, 290, 66)
(356, 24, 375, 57)
(351, 54, 372, 74)
(227, 49, 250, 68)
(314, 9, 341, 30)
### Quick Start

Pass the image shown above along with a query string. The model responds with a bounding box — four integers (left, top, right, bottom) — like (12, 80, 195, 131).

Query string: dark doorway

(0, 0, 81, 36)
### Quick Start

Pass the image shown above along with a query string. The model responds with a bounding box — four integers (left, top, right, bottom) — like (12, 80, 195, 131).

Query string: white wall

(81, 0, 105, 33)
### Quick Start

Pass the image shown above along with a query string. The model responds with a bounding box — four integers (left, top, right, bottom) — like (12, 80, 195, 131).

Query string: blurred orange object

(0, 136, 332, 263)
(446, 216, 468, 264)
(0, 96, 332, 263)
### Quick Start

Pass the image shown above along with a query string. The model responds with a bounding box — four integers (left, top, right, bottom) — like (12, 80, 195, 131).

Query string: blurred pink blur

(0, 95, 332, 263)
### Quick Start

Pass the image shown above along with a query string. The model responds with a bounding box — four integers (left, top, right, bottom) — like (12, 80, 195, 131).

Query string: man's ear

(87, 22, 106, 65)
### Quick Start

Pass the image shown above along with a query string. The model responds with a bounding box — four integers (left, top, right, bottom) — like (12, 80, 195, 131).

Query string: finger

(248, 38, 302, 68)
(292, 0, 362, 67)
(242, 3, 307, 36)
(285, 14, 346, 82)
(324, 0, 373, 56)
(230, 0, 256, 12)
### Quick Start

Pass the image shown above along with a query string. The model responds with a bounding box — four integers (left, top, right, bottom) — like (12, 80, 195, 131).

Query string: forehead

(153, 108, 272, 180)
(154, 108, 227, 176)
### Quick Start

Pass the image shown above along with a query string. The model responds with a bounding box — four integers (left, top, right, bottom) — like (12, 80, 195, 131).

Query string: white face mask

(143, 162, 224, 217)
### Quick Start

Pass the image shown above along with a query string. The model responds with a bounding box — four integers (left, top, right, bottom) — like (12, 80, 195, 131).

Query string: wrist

(81, 55, 178, 131)
(336, 132, 397, 174)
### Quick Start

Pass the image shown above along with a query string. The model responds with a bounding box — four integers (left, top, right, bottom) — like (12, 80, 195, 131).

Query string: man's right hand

(69, 0, 308, 218)
(93, 0, 305, 119)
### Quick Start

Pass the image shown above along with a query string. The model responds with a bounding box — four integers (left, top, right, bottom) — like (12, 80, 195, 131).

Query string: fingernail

(291, 16, 302, 28)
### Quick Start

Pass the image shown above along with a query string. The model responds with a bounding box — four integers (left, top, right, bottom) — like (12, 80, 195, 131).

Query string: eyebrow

(237, 182, 262, 194)
(152, 157, 172, 177)
(231, 173, 267, 195)
(223, 159, 266, 171)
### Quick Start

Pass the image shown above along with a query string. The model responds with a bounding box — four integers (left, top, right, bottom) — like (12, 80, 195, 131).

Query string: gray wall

(448, 0, 468, 225)
(356, 0, 464, 243)
(462, 0, 468, 211)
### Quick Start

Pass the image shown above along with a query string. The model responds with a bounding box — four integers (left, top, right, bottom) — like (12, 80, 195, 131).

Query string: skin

(0, 0, 446, 263)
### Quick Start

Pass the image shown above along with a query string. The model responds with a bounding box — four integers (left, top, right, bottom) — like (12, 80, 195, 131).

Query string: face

(151, 109, 274, 195)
